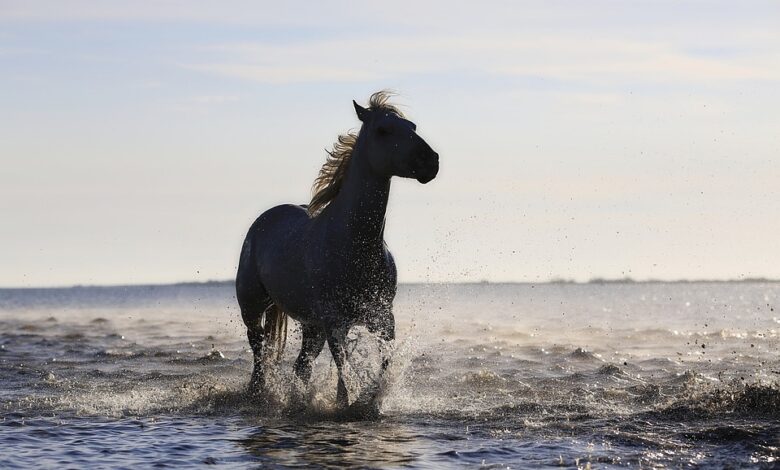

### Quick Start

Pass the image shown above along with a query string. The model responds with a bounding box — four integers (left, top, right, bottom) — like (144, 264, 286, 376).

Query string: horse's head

(353, 100, 439, 184)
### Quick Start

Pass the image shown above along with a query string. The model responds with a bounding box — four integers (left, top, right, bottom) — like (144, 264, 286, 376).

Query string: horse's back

(243, 203, 309, 263)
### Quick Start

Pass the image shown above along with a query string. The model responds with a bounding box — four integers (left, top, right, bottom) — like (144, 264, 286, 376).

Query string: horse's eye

(377, 126, 392, 136)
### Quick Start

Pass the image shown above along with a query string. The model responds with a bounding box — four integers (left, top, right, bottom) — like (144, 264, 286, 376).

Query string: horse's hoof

(355, 383, 381, 404)
(247, 381, 268, 401)
(344, 400, 381, 421)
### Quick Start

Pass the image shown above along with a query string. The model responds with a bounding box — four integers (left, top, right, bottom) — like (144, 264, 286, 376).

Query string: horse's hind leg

(293, 324, 326, 383)
(236, 280, 273, 394)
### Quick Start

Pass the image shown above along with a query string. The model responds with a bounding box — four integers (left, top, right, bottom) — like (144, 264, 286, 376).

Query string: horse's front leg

(349, 309, 395, 414)
(294, 324, 327, 383)
(327, 329, 349, 408)
(366, 309, 395, 372)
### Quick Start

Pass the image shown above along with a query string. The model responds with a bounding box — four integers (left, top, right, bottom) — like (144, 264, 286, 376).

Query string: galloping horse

(236, 91, 439, 408)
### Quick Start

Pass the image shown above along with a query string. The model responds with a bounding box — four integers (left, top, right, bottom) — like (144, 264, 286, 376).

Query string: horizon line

(2, 276, 780, 290)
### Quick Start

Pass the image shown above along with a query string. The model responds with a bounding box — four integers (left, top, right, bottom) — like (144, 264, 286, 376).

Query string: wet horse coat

(236, 92, 439, 408)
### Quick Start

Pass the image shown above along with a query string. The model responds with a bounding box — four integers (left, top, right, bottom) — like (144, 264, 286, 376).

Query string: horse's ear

(353, 100, 370, 122)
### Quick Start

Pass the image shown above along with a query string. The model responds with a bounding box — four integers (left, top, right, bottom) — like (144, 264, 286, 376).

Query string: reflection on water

(239, 421, 419, 468)
(0, 282, 778, 467)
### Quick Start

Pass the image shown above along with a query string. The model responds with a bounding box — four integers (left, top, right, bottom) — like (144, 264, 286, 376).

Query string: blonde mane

(307, 90, 405, 217)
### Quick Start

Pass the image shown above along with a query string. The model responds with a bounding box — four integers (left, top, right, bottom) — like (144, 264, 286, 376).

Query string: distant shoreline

(2, 277, 779, 291)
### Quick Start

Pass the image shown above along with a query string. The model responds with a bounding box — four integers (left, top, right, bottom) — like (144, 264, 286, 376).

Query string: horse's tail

(264, 304, 288, 362)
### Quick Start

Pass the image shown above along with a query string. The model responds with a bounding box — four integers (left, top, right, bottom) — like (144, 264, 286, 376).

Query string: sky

(1, 1, 779, 287)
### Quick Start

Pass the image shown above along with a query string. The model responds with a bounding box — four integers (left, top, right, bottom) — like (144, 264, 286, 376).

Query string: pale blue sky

(1, 1, 779, 287)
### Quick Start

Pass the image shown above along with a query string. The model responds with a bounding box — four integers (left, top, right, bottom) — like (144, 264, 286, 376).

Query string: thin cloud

(184, 63, 378, 84)
(184, 34, 780, 85)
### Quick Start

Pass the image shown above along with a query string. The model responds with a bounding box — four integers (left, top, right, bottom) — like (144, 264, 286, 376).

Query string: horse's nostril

(411, 151, 438, 178)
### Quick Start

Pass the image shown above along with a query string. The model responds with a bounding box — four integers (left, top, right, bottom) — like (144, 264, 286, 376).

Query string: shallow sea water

(1, 282, 778, 468)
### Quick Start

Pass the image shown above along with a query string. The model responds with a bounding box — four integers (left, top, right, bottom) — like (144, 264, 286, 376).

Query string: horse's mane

(307, 90, 405, 217)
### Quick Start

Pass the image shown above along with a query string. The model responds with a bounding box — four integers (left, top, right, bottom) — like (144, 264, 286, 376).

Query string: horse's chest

(301, 242, 396, 321)
(321, 274, 390, 305)
(313, 266, 393, 316)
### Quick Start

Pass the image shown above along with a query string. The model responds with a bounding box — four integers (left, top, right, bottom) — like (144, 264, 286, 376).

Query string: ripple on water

(1, 282, 779, 467)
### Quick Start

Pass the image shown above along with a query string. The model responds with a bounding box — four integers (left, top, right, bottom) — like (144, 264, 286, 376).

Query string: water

(1, 282, 778, 468)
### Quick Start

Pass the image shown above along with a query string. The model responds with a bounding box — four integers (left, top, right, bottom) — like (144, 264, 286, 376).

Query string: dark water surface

(1, 282, 778, 468)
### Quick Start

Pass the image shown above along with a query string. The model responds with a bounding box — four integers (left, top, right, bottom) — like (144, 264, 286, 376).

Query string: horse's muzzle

(413, 151, 439, 184)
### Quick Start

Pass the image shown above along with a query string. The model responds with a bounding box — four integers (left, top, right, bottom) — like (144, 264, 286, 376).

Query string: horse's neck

(325, 147, 390, 248)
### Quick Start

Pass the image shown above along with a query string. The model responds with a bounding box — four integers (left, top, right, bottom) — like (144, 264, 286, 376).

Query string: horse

(235, 91, 439, 411)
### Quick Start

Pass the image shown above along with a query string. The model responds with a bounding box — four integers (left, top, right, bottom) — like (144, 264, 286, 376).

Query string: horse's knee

(367, 314, 395, 343)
